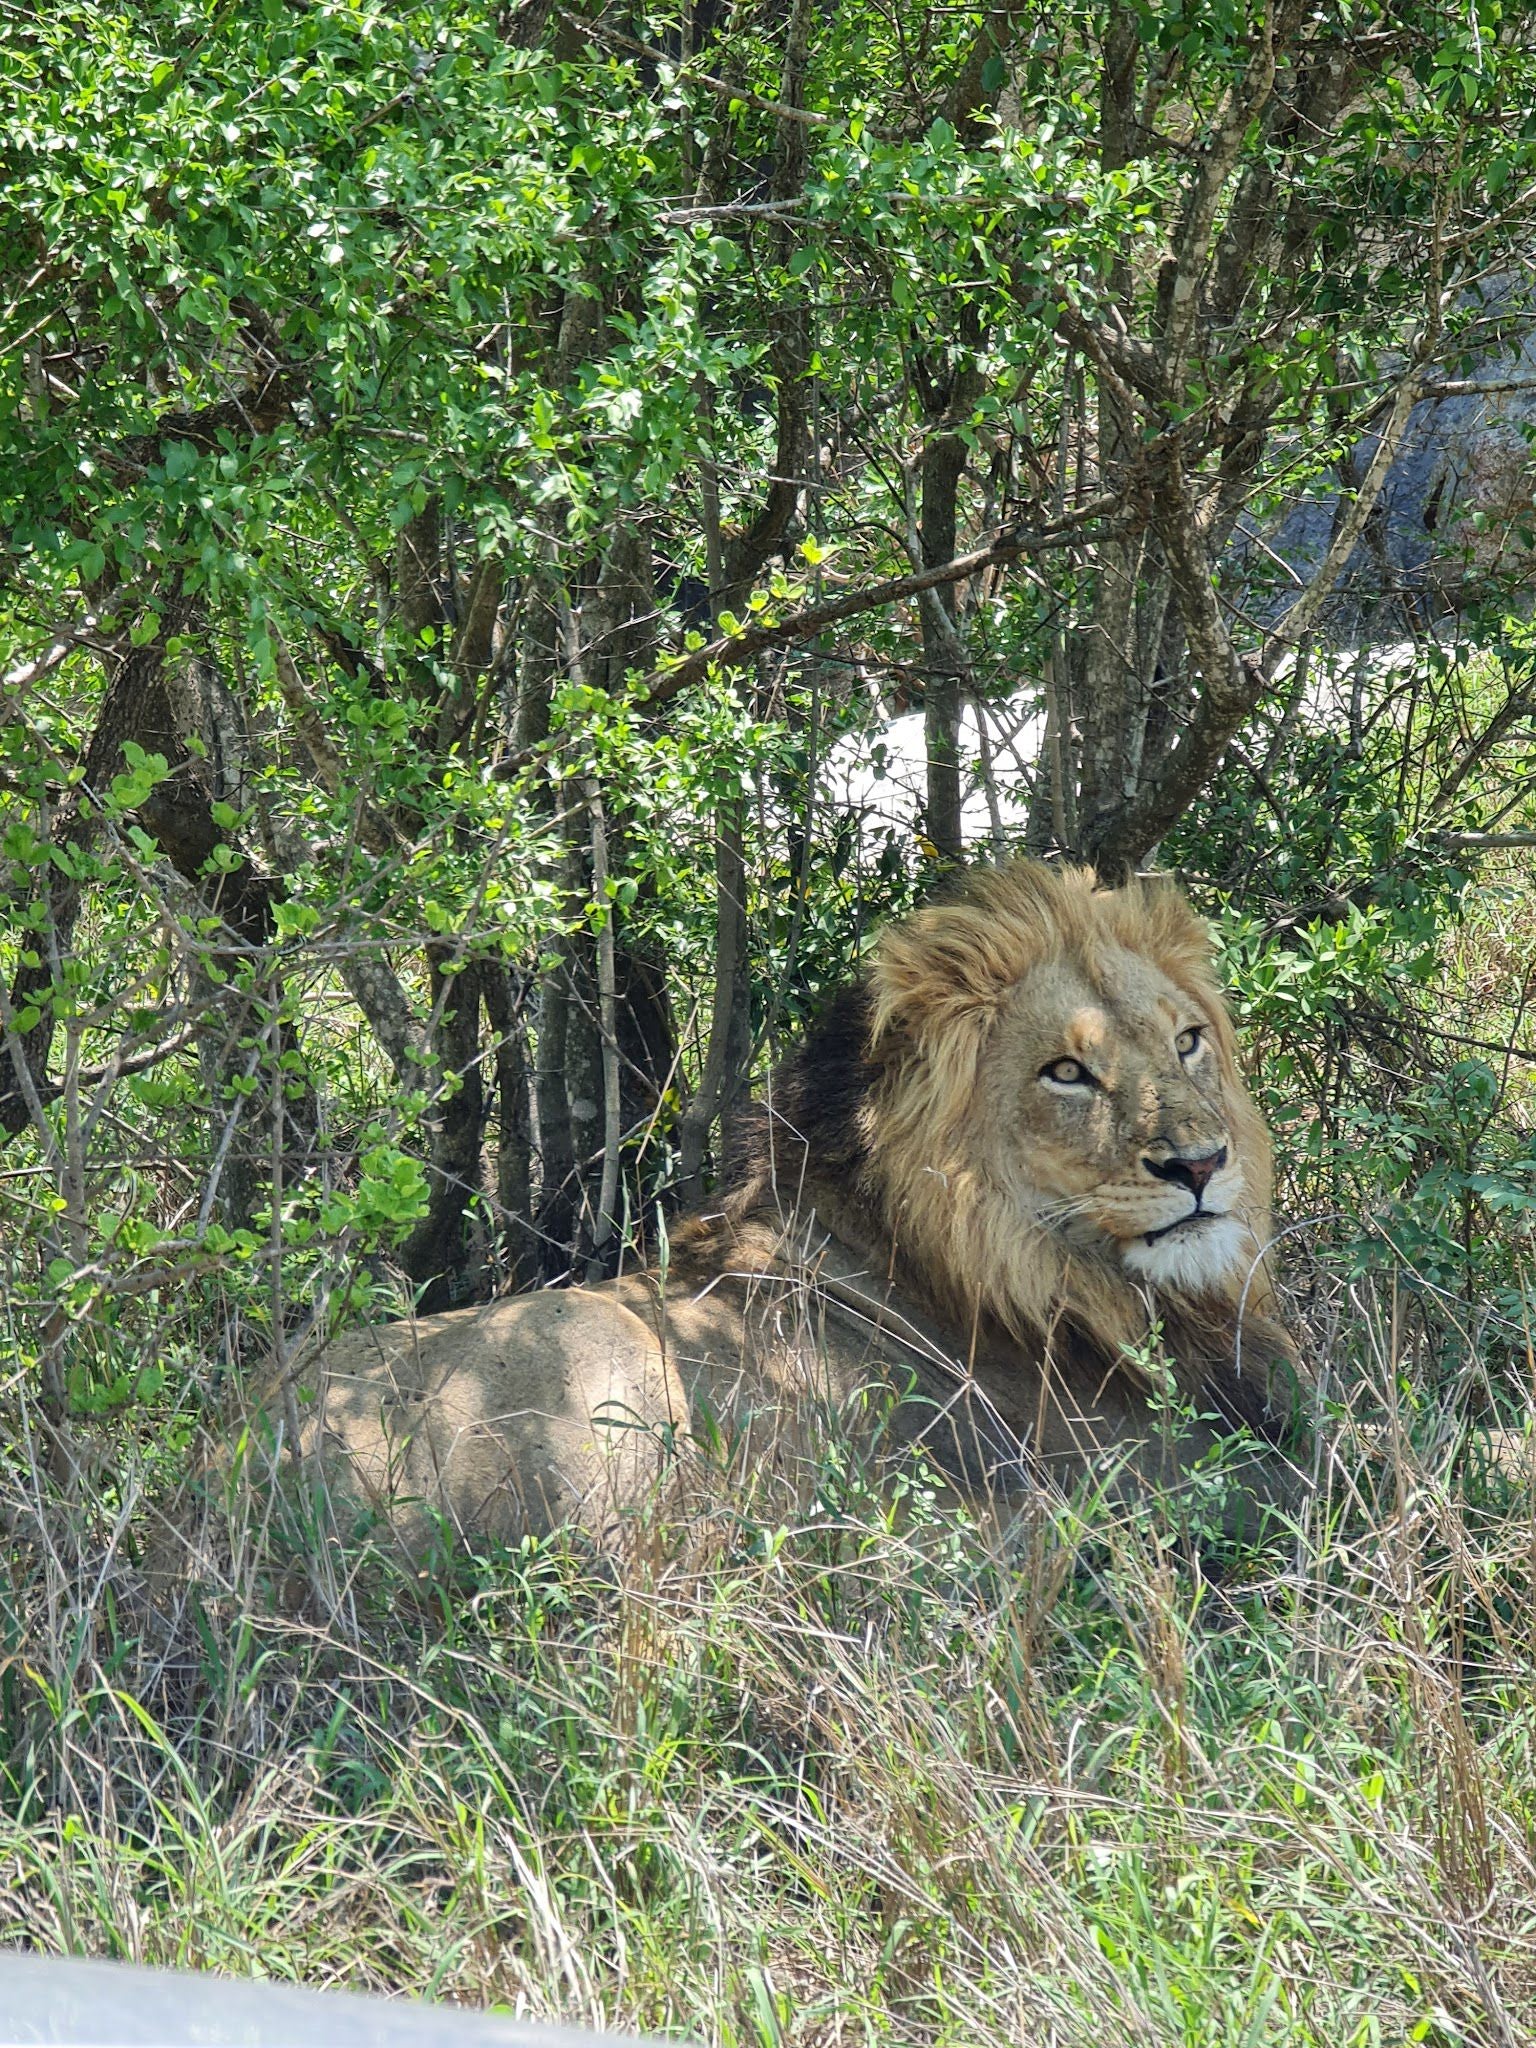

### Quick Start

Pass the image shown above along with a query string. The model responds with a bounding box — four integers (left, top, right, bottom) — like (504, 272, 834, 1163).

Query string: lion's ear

(866, 904, 1016, 1051)
(1130, 880, 1215, 973)
(866, 863, 1069, 1052)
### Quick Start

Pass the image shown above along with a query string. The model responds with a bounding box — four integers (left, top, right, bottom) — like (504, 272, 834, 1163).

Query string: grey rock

(1242, 303, 1536, 638)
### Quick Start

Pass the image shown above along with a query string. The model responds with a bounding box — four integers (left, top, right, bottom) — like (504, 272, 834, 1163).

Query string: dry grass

(6, 1267, 1536, 2048)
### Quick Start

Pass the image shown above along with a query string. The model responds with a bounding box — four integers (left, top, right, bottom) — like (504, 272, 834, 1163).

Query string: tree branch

(637, 497, 1122, 707)
(1259, 355, 1434, 672)
(1158, 6, 1299, 386)
(1088, 334, 1437, 875)
(269, 628, 407, 860)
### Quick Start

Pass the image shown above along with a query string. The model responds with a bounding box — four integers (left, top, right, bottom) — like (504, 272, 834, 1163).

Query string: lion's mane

(708, 862, 1291, 1447)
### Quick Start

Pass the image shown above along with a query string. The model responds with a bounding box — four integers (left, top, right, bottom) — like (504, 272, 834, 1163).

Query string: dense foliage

(5, 0, 1536, 1305)
(5, 0, 1536, 2037)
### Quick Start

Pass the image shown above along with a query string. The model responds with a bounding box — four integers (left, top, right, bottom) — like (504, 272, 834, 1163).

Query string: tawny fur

(269, 863, 1301, 1552)
(722, 863, 1281, 1360)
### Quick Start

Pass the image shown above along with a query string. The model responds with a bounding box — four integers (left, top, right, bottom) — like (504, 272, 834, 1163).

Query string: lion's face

(977, 942, 1251, 1293)
(865, 864, 1273, 1317)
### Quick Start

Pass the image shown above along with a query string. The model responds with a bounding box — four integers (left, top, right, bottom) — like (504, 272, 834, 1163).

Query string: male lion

(281, 863, 1300, 1549)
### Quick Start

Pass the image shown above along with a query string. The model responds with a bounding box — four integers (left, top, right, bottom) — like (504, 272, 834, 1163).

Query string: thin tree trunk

(675, 378, 755, 1204)
(533, 943, 577, 1280)
(397, 955, 487, 1310)
(483, 963, 538, 1291)
(585, 779, 623, 1276)
(676, 795, 750, 1202)
(915, 392, 979, 862)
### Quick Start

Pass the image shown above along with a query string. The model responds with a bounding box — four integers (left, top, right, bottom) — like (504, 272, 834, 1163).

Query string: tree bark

(676, 792, 750, 1203)
(397, 955, 487, 1311)
(483, 963, 539, 1291)
(913, 339, 984, 863)
(585, 780, 623, 1276)
(533, 940, 578, 1280)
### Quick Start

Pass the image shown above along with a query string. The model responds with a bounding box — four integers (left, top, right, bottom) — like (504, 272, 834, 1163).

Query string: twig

(634, 497, 1122, 707)
(33, 1023, 202, 1106)
(1430, 830, 1536, 849)
(655, 198, 810, 225)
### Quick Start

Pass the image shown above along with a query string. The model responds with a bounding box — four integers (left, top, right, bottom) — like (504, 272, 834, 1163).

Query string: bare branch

(655, 199, 811, 226)
(35, 1024, 201, 1106)
(637, 497, 1122, 708)
(1260, 354, 1434, 673)
(3, 623, 114, 694)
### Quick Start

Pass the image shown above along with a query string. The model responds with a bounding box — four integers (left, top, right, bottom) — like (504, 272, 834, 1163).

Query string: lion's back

(282, 1290, 688, 1549)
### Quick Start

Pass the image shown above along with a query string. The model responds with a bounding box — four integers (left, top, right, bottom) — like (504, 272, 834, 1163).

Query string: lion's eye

(1175, 1026, 1203, 1059)
(1040, 1057, 1092, 1087)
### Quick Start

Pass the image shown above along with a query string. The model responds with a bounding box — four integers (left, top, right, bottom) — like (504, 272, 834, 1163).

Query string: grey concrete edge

(0, 1952, 683, 2048)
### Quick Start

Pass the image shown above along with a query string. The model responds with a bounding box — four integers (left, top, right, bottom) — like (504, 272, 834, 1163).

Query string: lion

(273, 862, 1301, 1551)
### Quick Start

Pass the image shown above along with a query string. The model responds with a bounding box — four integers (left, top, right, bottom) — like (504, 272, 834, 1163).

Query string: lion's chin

(1120, 1212, 1247, 1294)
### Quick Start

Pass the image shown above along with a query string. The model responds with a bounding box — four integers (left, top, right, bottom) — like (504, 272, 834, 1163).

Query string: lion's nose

(1143, 1147, 1227, 1197)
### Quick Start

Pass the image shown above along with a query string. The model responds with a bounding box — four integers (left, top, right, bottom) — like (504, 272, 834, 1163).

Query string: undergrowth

(5, 859, 1536, 2046)
(6, 1285, 1536, 2048)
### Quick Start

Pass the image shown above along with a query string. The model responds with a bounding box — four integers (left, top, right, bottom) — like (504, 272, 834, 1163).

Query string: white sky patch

(818, 643, 1436, 862)
(823, 695, 1047, 851)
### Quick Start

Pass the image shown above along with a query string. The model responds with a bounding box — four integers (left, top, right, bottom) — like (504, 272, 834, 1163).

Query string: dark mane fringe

(723, 979, 877, 1216)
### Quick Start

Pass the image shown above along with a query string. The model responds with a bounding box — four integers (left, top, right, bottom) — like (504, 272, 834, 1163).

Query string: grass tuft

(6, 1276, 1536, 2044)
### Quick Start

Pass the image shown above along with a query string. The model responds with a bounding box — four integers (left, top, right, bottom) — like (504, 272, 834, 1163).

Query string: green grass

(7, 1286, 1536, 2047)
